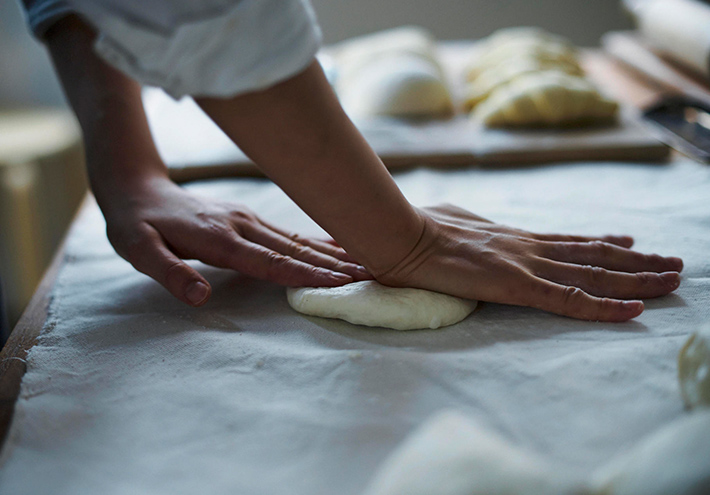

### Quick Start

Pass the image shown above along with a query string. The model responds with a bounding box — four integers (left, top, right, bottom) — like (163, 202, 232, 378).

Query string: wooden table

(0, 43, 701, 450)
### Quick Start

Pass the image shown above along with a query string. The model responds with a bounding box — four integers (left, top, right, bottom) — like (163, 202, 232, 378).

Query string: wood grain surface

(0, 195, 85, 448)
(151, 48, 669, 183)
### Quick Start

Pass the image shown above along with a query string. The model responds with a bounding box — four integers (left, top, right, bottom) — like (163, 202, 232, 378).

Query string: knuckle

(591, 240, 612, 258)
(121, 233, 153, 262)
(264, 250, 292, 276)
(634, 271, 653, 286)
(582, 265, 606, 286)
(229, 208, 256, 224)
(163, 261, 188, 287)
(561, 285, 585, 307)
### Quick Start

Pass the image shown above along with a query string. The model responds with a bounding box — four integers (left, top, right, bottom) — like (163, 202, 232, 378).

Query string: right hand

(373, 204, 683, 322)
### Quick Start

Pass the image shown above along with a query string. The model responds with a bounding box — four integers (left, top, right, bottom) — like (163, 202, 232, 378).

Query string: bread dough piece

(332, 26, 454, 118)
(286, 281, 476, 331)
(464, 58, 582, 111)
(466, 27, 579, 81)
(590, 411, 710, 495)
(678, 324, 710, 409)
(363, 410, 580, 495)
(473, 71, 618, 127)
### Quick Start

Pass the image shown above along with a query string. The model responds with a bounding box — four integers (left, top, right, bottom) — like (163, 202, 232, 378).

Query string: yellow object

(463, 59, 582, 111)
(0, 109, 86, 326)
(473, 71, 619, 127)
(466, 27, 579, 81)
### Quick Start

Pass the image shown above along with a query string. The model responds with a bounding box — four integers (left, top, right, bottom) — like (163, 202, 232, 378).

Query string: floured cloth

(1, 160, 710, 495)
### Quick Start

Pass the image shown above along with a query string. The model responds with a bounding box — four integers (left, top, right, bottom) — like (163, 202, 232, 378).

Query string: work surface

(1, 160, 710, 494)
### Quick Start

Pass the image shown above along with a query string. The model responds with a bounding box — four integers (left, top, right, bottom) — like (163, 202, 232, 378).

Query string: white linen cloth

(64, 0, 321, 98)
(1, 159, 709, 495)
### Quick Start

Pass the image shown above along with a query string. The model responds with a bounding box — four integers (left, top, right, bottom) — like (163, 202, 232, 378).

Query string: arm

(197, 61, 683, 322)
(43, 16, 369, 306)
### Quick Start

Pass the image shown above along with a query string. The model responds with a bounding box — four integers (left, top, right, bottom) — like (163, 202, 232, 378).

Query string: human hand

(100, 176, 371, 306)
(373, 204, 683, 322)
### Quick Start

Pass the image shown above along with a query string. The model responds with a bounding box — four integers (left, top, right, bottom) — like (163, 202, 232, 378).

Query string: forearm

(44, 16, 167, 207)
(197, 61, 424, 274)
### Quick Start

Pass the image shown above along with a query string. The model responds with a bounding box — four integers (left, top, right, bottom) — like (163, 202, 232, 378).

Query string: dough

(365, 409, 710, 495)
(466, 27, 578, 81)
(472, 71, 618, 127)
(337, 55, 454, 118)
(464, 58, 582, 111)
(590, 411, 710, 495)
(678, 324, 710, 409)
(363, 410, 579, 495)
(332, 26, 454, 118)
(286, 280, 476, 331)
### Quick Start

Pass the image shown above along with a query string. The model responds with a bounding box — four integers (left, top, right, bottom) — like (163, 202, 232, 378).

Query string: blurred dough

(678, 324, 710, 409)
(464, 27, 617, 127)
(332, 26, 454, 118)
(363, 411, 578, 495)
(590, 411, 710, 495)
(473, 71, 618, 127)
(286, 280, 476, 331)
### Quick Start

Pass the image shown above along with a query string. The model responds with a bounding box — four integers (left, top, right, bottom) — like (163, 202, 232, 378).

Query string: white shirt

(24, 0, 322, 99)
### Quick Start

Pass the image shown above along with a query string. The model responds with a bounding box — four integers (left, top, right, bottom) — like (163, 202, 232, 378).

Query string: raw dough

(364, 409, 710, 495)
(466, 27, 578, 81)
(331, 26, 454, 118)
(363, 410, 579, 495)
(678, 324, 710, 409)
(286, 280, 476, 331)
(473, 71, 618, 127)
(463, 58, 583, 111)
(590, 411, 710, 495)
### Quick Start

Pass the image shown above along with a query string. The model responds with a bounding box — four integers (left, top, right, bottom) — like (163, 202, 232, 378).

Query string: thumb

(118, 226, 212, 306)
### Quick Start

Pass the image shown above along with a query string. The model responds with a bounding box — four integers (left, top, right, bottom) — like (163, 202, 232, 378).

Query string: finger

(121, 226, 212, 306)
(527, 279, 644, 322)
(534, 234, 634, 248)
(257, 219, 357, 263)
(190, 230, 355, 287)
(242, 223, 371, 281)
(301, 238, 358, 263)
(541, 241, 683, 274)
(536, 260, 681, 299)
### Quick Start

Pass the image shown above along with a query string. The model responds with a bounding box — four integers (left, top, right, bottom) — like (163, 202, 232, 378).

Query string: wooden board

(143, 47, 669, 183)
(601, 31, 710, 106)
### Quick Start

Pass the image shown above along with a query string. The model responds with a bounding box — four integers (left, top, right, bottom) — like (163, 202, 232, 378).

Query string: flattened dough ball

(678, 324, 710, 409)
(286, 280, 476, 331)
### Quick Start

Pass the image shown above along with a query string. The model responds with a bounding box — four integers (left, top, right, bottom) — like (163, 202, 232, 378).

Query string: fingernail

(623, 300, 644, 313)
(330, 272, 352, 282)
(660, 271, 681, 288)
(186, 281, 209, 305)
(668, 257, 684, 271)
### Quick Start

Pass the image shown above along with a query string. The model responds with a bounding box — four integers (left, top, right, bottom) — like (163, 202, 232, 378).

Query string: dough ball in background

(363, 410, 584, 495)
(589, 411, 710, 495)
(286, 281, 476, 331)
(331, 26, 454, 119)
(678, 323, 710, 409)
(364, 409, 710, 495)
(337, 55, 454, 118)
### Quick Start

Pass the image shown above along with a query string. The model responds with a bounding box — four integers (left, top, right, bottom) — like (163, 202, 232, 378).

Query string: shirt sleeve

(23, 0, 73, 39)
(64, 0, 323, 99)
